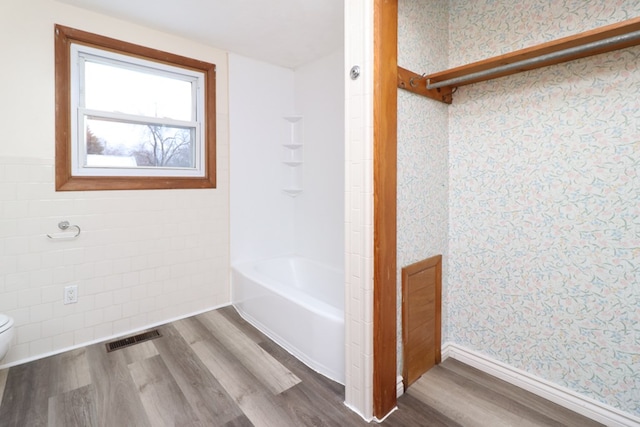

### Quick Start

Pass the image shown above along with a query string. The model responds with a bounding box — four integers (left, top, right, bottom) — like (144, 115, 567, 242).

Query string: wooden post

(373, 0, 398, 419)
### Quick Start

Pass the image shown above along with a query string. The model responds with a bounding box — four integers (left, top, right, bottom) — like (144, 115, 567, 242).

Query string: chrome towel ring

(47, 221, 81, 239)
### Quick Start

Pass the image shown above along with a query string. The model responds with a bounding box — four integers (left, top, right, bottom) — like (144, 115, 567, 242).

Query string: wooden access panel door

(402, 255, 442, 389)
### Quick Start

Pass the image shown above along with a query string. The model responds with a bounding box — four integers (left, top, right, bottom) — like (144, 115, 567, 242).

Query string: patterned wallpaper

(449, 0, 640, 66)
(397, 0, 449, 374)
(447, 0, 640, 416)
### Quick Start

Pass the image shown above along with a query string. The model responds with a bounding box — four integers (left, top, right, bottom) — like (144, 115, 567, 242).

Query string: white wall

(0, 0, 230, 367)
(294, 51, 345, 270)
(229, 51, 345, 270)
(229, 55, 296, 265)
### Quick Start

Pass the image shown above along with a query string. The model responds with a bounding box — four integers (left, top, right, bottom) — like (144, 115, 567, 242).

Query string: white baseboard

(397, 375, 404, 398)
(441, 342, 640, 427)
(343, 402, 373, 423)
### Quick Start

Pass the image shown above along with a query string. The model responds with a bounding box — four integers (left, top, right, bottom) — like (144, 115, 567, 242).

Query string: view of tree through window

(85, 121, 195, 168)
(82, 58, 197, 170)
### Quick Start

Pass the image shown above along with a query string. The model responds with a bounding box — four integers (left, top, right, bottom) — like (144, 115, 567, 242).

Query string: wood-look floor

(0, 306, 603, 426)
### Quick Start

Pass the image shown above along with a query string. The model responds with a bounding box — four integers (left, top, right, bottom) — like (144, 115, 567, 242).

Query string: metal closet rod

(427, 29, 640, 90)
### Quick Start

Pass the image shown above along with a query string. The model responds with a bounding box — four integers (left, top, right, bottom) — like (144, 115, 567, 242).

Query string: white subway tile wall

(344, 0, 375, 419)
(0, 156, 230, 367)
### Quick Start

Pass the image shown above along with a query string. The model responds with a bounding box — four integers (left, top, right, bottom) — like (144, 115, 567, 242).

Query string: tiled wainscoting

(0, 157, 230, 367)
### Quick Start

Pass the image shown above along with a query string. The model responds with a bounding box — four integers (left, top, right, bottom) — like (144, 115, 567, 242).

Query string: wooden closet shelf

(399, 16, 640, 103)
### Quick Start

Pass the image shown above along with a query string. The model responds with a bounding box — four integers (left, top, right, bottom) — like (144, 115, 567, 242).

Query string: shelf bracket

(397, 67, 452, 104)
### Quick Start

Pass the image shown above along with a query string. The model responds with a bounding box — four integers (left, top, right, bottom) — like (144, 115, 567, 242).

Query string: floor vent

(105, 329, 162, 352)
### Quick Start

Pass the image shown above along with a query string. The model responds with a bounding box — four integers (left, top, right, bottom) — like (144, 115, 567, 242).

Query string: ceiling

(57, 0, 344, 69)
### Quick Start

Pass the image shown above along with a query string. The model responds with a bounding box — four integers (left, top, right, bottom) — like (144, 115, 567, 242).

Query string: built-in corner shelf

(283, 143, 303, 149)
(282, 115, 303, 197)
(283, 115, 303, 123)
(283, 189, 303, 197)
(398, 16, 640, 104)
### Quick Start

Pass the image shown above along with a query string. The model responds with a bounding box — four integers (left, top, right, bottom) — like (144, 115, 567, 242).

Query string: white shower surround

(229, 53, 344, 269)
(229, 50, 346, 386)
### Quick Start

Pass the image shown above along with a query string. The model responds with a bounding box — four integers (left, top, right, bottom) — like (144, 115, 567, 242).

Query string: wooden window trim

(54, 24, 217, 191)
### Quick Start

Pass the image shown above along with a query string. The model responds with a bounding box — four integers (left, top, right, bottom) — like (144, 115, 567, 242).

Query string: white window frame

(70, 44, 205, 178)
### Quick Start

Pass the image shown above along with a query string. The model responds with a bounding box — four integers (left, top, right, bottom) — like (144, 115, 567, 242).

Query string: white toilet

(0, 314, 15, 361)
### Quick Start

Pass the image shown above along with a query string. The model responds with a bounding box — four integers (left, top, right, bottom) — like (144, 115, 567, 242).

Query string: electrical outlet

(64, 285, 78, 304)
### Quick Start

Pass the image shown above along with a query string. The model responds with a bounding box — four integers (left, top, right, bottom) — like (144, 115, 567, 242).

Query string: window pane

(84, 60, 193, 121)
(86, 118, 196, 169)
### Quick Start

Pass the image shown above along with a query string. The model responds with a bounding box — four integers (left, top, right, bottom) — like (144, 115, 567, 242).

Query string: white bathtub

(231, 256, 345, 384)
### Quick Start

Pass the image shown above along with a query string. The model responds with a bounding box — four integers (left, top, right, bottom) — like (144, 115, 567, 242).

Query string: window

(55, 25, 216, 190)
